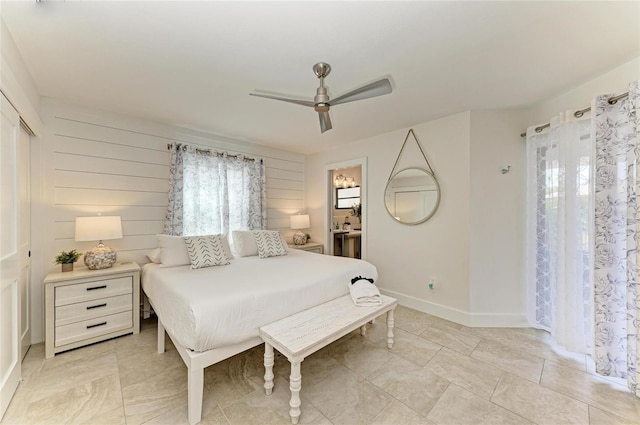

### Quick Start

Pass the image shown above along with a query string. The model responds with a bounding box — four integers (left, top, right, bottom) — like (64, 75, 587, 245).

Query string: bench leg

(360, 324, 367, 336)
(264, 343, 274, 395)
(386, 309, 395, 349)
(289, 361, 302, 424)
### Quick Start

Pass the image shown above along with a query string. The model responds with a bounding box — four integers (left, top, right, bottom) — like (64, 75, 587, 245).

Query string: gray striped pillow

(183, 235, 231, 269)
(253, 230, 288, 259)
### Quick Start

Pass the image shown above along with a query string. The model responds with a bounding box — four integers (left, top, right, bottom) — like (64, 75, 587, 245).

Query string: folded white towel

(349, 279, 382, 306)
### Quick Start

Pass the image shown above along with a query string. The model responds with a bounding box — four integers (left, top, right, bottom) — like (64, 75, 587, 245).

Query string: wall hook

(501, 166, 511, 174)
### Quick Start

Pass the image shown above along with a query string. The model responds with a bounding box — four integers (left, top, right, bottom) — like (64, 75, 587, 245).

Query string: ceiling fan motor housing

(314, 86, 330, 112)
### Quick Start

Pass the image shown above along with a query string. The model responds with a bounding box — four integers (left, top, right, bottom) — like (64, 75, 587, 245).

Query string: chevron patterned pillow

(253, 230, 288, 259)
(183, 235, 231, 269)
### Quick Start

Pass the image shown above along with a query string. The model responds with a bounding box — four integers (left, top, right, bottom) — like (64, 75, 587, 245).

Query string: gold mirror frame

(384, 167, 441, 225)
(385, 129, 440, 225)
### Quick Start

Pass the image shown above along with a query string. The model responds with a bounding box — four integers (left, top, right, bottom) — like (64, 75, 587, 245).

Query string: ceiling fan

(249, 62, 392, 133)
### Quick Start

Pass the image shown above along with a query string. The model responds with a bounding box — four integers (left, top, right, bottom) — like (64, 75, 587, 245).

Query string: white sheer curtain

(164, 145, 267, 236)
(593, 82, 639, 395)
(526, 112, 593, 354)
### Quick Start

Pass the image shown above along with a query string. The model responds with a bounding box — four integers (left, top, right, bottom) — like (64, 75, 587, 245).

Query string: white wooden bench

(258, 294, 397, 424)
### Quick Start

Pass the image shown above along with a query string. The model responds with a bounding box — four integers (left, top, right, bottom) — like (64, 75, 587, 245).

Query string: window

(336, 187, 360, 209)
(165, 147, 266, 236)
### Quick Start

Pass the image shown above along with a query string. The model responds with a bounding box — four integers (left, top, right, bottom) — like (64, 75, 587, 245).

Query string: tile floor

(2, 306, 640, 425)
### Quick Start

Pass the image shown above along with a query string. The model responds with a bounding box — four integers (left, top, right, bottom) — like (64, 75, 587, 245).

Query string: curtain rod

(520, 91, 629, 138)
(166, 143, 262, 163)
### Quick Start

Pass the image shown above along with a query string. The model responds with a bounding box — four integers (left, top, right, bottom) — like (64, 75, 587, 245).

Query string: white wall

(307, 112, 473, 320)
(526, 57, 639, 126)
(469, 109, 528, 325)
(0, 18, 41, 134)
(32, 98, 304, 343)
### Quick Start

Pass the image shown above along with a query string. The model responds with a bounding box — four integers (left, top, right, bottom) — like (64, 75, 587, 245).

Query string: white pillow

(183, 235, 231, 269)
(146, 248, 161, 264)
(253, 230, 288, 259)
(232, 230, 259, 257)
(220, 233, 234, 260)
(157, 234, 191, 267)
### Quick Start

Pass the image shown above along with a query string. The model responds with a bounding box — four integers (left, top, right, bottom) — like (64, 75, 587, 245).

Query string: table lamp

(75, 216, 123, 269)
(290, 214, 310, 245)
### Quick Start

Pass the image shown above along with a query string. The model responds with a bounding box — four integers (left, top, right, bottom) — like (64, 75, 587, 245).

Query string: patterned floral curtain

(164, 145, 267, 237)
(593, 81, 640, 395)
(525, 112, 593, 354)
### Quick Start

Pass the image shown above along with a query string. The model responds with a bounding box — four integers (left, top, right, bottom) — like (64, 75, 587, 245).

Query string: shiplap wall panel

(55, 153, 168, 178)
(54, 235, 157, 256)
(54, 170, 169, 192)
(266, 178, 303, 191)
(47, 101, 305, 267)
(54, 117, 169, 151)
(265, 168, 303, 181)
(55, 188, 168, 207)
(55, 220, 164, 240)
(267, 198, 304, 209)
(267, 209, 301, 219)
(53, 205, 168, 222)
(54, 135, 169, 165)
(267, 189, 303, 200)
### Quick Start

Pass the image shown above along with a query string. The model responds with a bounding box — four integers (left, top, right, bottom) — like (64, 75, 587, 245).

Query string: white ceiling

(2, 1, 639, 154)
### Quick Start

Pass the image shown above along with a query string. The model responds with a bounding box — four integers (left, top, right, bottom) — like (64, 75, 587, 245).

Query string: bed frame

(156, 316, 262, 425)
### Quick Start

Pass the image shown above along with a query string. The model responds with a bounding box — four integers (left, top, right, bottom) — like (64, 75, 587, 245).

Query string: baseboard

(379, 288, 527, 328)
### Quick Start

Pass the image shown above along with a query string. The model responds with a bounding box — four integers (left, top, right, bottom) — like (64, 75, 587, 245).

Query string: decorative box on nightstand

(44, 262, 141, 359)
(288, 241, 324, 254)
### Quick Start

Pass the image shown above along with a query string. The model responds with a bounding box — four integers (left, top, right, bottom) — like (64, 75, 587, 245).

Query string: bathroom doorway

(325, 158, 367, 259)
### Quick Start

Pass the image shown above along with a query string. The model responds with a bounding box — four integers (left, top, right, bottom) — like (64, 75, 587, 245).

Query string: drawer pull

(86, 285, 107, 291)
(86, 322, 107, 329)
(86, 303, 107, 310)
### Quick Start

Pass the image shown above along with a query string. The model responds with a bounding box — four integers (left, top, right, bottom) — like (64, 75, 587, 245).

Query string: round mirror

(384, 167, 440, 224)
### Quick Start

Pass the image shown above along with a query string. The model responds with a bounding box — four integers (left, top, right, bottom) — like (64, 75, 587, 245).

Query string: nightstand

(44, 262, 141, 359)
(288, 241, 324, 254)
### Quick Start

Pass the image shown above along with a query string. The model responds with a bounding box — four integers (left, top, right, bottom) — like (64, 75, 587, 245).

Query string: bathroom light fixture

(75, 216, 123, 269)
(334, 174, 345, 187)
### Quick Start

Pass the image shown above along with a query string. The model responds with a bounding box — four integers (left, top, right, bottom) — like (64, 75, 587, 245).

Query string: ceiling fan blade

(330, 78, 392, 106)
(249, 93, 315, 107)
(319, 111, 333, 133)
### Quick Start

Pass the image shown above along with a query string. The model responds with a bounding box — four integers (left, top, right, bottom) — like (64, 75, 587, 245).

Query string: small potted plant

(55, 249, 82, 272)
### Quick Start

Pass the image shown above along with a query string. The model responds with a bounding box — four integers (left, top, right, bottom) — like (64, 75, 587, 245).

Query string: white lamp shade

(290, 214, 310, 230)
(75, 216, 123, 242)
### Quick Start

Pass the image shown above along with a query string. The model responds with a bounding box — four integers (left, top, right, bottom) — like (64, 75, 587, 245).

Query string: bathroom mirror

(384, 167, 440, 224)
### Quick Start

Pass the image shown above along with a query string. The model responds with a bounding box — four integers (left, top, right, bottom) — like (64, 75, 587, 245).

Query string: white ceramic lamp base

(84, 242, 117, 270)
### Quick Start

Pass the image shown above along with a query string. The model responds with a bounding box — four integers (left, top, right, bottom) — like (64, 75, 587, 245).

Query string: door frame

(324, 157, 367, 259)
(1, 92, 22, 420)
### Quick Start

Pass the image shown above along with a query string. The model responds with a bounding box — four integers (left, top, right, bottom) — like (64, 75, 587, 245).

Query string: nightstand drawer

(55, 310, 132, 347)
(55, 276, 132, 306)
(55, 294, 133, 326)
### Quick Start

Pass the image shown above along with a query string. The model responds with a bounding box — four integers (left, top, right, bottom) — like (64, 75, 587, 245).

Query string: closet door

(0, 93, 21, 419)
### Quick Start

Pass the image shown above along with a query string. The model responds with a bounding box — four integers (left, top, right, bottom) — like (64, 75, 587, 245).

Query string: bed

(141, 248, 378, 424)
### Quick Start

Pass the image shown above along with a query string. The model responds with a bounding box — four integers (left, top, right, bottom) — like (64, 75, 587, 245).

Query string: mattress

(142, 249, 378, 352)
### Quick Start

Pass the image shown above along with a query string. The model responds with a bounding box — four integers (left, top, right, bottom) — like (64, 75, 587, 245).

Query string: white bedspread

(142, 249, 378, 352)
